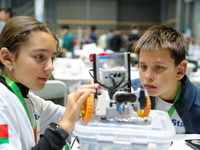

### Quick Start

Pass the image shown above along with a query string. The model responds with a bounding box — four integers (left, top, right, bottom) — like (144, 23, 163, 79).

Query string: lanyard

(2, 75, 37, 143)
(154, 80, 182, 117)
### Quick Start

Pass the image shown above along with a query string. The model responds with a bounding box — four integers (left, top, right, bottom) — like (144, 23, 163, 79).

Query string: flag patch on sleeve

(0, 124, 9, 144)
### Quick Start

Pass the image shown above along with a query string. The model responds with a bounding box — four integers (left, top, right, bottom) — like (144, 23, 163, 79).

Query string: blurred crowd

(81, 25, 142, 53)
(181, 29, 200, 58)
(58, 24, 200, 63)
(58, 25, 142, 58)
(1, 7, 200, 60)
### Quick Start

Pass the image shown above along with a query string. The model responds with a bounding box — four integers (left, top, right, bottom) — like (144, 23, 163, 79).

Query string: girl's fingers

(88, 78, 94, 84)
(79, 83, 99, 89)
(76, 90, 92, 107)
(73, 88, 95, 103)
(73, 84, 98, 101)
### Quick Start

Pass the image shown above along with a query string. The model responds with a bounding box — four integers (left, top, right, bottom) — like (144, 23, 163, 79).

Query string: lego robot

(81, 52, 151, 123)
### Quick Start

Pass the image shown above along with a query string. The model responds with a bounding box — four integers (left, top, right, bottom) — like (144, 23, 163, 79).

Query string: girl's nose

(44, 59, 54, 72)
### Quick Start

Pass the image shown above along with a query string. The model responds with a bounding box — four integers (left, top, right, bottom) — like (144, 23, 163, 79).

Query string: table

(52, 58, 91, 93)
(170, 134, 200, 150)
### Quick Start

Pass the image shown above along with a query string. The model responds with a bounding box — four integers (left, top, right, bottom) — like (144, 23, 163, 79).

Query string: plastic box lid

(73, 110, 176, 145)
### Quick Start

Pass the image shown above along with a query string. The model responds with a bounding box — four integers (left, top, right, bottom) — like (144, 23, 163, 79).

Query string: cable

(70, 136, 79, 149)
(88, 69, 94, 78)
(89, 69, 112, 90)
(112, 73, 125, 90)
(109, 74, 117, 87)
(70, 117, 82, 149)
(89, 69, 129, 98)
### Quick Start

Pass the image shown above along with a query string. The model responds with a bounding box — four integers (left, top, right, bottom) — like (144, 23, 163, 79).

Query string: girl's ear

(176, 60, 187, 80)
(0, 47, 14, 70)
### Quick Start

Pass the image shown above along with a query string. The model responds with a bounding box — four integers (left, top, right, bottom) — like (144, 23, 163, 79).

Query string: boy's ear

(0, 47, 14, 69)
(176, 60, 187, 80)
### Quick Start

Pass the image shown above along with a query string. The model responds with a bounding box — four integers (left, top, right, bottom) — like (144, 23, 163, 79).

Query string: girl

(0, 16, 98, 149)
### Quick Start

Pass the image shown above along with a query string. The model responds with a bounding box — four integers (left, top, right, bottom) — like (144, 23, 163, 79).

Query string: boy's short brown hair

(132, 25, 188, 66)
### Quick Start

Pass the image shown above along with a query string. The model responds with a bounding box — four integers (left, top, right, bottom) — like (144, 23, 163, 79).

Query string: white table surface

(53, 58, 90, 81)
(52, 58, 91, 93)
(170, 134, 200, 150)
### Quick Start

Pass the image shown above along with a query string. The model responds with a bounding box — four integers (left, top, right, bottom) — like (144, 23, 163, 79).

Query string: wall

(118, 0, 161, 32)
(56, 0, 118, 36)
(4, 0, 200, 42)
(160, 0, 177, 28)
(55, 0, 161, 38)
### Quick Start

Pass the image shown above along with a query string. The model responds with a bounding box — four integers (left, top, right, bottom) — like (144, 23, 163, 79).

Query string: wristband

(48, 122, 69, 140)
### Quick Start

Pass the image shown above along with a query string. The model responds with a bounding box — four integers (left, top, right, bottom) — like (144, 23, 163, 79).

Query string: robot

(81, 52, 151, 123)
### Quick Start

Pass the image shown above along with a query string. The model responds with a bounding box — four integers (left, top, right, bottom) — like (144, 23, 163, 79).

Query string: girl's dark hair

(0, 16, 60, 71)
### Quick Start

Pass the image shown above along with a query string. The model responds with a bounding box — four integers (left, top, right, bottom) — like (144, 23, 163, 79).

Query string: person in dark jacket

(109, 28, 124, 52)
(131, 25, 200, 134)
(127, 26, 141, 52)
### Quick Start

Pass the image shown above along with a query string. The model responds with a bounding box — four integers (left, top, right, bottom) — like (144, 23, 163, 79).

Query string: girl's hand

(88, 78, 94, 84)
(58, 83, 99, 133)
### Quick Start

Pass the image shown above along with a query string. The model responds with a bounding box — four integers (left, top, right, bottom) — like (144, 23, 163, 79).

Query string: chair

(30, 80, 68, 106)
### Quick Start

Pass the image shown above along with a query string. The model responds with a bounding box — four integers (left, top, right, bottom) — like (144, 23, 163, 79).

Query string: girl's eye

(36, 55, 43, 59)
(155, 66, 163, 69)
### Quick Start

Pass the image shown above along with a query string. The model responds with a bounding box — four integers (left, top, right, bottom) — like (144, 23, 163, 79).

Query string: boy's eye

(139, 65, 147, 69)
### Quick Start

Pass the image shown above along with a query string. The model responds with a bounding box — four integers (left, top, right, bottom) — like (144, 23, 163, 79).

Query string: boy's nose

(145, 69, 154, 81)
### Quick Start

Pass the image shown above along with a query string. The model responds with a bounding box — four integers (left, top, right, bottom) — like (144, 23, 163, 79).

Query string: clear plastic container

(73, 110, 176, 150)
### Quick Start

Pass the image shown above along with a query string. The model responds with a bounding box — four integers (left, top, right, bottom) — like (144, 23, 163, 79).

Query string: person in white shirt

(0, 16, 99, 150)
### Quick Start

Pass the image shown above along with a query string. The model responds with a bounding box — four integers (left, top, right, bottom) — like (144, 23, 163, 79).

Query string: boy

(131, 25, 200, 134)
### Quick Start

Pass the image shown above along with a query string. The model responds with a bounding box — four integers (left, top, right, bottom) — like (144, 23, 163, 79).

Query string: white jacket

(0, 83, 65, 150)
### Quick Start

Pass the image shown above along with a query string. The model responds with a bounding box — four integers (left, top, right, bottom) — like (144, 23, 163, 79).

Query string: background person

(88, 25, 98, 44)
(0, 7, 12, 33)
(127, 26, 141, 52)
(109, 28, 124, 52)
(59, 24, 74, 58)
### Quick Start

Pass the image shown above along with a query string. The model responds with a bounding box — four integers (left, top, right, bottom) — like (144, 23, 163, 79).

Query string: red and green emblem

(0, 124, 9, 144)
